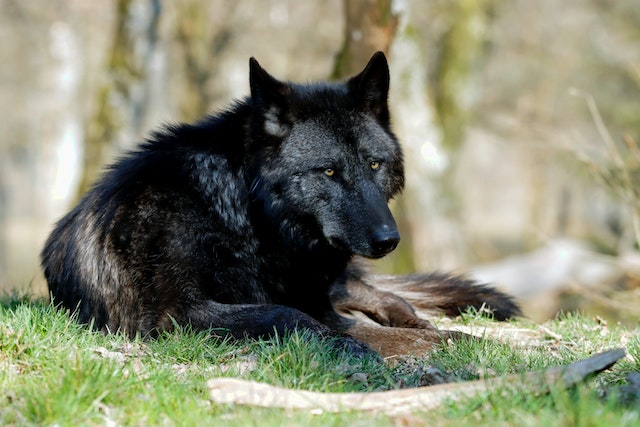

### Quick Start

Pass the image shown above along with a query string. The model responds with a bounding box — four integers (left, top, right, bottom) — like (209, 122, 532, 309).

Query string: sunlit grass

(1, 295, 638, 426)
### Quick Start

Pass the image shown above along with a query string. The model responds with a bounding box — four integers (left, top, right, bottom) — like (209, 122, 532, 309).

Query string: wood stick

(207, 348, 625, 415)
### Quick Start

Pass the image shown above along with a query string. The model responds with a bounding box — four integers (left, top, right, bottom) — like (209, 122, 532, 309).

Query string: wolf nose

(371, 227, 400, 257)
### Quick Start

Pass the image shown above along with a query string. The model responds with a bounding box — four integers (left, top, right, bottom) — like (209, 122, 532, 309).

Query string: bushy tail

(368, 272, 522, 320)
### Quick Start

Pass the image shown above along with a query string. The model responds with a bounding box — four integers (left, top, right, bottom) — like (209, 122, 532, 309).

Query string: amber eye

(370, 161, 380, 171)
(324, 168, 335, 177)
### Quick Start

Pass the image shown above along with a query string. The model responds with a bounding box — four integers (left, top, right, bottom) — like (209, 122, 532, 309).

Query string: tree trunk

(435, 0, 497, 152)
(331, 0, 411, 273)
(171, 1, 237, 121)
(331, 0, 398, 79)
(389, 1, 498, 272)
(429, 0, 499, 267)
(76, 0, 161, 197)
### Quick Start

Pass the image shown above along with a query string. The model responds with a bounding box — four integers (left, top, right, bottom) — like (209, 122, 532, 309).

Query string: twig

(208, 348, 625, 416)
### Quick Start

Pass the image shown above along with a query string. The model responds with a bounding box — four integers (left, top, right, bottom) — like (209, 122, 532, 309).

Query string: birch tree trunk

(390, 1, 498, 272)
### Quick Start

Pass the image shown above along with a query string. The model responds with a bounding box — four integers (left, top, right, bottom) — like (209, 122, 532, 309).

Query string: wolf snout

(371, 226, 400, 257)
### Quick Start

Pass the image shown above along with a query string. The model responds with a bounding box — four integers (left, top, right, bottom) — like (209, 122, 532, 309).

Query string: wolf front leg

(329, 275, 436, 329)
(323, 310, 475, 358)
(183, 300, 377, 358)
(329, 262, 436, 329)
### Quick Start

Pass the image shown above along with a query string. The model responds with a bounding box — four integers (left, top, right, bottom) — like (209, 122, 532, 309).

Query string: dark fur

(41, 53, 520, 357)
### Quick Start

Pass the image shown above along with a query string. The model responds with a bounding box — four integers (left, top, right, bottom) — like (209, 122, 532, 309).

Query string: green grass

(0, 295, 638, 426)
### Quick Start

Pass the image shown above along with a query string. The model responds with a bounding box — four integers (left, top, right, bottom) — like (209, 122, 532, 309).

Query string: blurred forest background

(1, 0, 639, 323)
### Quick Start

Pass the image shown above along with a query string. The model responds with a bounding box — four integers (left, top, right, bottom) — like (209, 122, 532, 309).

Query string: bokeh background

(1, 0, 639, 324)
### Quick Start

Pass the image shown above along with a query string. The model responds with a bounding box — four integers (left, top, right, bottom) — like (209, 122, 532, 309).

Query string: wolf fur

(41, 52, 520, 358)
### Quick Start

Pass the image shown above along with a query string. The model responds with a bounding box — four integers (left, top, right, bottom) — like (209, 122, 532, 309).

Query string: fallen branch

(208, 348, 625, 416)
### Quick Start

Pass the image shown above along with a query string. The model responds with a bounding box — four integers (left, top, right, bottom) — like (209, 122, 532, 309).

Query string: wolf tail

(368, 272, 522, 320)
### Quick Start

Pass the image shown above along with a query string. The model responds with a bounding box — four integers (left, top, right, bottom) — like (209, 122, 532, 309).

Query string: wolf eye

(370, 161, 381, 171)
(324, 168, 335, 177)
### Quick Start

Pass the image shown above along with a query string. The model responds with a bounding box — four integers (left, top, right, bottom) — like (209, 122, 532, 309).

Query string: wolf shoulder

(91, 106, 254, 231)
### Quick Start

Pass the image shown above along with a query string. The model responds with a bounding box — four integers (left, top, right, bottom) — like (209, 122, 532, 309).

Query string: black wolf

(41, 52, 520, 357)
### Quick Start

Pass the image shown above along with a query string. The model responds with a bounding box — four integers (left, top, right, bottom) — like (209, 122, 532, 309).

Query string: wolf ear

(249, 58, 291, 109)
(249, 58, 292, 137)
(347, 52, 390, 120)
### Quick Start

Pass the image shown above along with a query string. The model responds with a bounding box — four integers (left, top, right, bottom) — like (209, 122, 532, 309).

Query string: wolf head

(248, 52, 404, 259)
